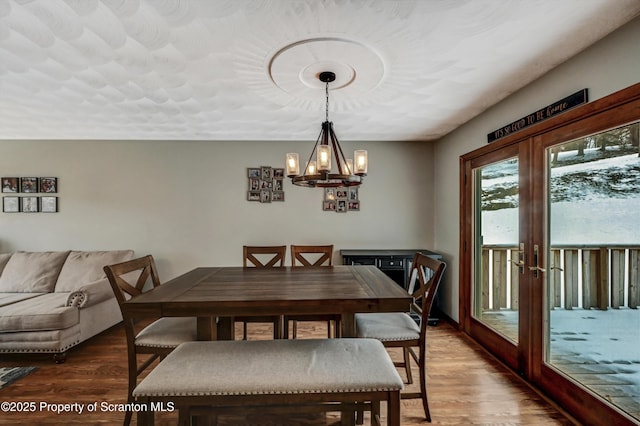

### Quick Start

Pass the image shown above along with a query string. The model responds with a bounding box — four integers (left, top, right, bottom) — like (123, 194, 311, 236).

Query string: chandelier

(286, 71, 368, 188)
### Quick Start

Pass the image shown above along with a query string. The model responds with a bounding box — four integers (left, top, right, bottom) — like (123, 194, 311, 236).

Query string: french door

(460, 83, 640, 425)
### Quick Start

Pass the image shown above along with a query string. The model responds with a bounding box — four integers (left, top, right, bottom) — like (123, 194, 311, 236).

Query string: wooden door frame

(460, 82, 640, 426)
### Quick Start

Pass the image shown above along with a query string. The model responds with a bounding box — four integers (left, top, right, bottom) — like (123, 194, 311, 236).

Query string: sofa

(0, 250, 134, 362)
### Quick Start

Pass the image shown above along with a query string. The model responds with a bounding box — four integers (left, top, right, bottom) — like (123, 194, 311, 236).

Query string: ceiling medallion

(286, 71, 368, 188)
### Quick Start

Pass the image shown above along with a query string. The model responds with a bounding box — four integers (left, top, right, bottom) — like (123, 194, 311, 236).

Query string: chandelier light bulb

(286, 153, 300, 176)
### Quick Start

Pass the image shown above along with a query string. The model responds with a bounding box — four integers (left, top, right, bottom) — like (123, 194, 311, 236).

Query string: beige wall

(433, 16, 640, 322)
(0, 139, 434, 280)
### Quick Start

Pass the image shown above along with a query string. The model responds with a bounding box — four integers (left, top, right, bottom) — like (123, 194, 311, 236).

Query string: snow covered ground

(481, 197, 640, 245)
(481, 150, 640, 245)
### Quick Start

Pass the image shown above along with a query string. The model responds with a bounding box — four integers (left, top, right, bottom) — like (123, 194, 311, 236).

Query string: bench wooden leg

(387, 391, 401, 426)
(136, 407, 154, 426)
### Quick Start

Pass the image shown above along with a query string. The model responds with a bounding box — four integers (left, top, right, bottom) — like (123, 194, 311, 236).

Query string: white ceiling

(1, 0, 639, 142)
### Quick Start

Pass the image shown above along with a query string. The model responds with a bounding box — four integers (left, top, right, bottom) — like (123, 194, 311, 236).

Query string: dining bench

(132, 338, 404, 425)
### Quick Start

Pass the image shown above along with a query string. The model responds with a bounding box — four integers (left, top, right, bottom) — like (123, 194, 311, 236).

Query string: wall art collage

(323, 187, 360, 213)
(2, 177, 58, 213)
(247, 167, 285, 203)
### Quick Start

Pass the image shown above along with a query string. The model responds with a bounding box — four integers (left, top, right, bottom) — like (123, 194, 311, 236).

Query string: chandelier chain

(325, 80, 329, 122)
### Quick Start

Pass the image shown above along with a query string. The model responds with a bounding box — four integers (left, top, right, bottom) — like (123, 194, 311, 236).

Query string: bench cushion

(133, 338, 403, 397)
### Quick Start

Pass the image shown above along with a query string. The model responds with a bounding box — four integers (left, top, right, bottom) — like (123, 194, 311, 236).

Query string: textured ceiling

(1, 0, 639, 142)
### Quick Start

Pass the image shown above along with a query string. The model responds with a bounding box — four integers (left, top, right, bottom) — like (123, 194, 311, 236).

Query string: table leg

(216, 316, 235, 340)
(196, 317, 216, 341)
(341, 313, 356, 337)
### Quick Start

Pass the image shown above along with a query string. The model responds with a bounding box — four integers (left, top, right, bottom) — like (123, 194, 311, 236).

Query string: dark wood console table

(340, 249, 441, 290)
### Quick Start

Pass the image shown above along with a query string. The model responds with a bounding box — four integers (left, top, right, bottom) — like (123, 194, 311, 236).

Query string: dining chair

(103, 255, 197, 426)
(355, 252, 446, 422)
(239, 245, 287, 339)
(284, 244, 340, 339)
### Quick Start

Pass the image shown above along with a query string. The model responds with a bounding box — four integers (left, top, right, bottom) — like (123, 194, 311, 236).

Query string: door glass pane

(473, 158, 519, 343)
(546, 122, 640, 420)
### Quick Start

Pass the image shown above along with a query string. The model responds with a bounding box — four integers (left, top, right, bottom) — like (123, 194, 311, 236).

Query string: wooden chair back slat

(407, 253, 446, 339)
(243, 245, 286, 268)
(104, 255, 161, 310)
(291, 245, 333, 267)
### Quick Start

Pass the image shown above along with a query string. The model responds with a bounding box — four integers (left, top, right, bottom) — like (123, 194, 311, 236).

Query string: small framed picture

(273, 168, 285, 179)
(323, 200, 336, 211)
(41, 196, 58, 213)
(21, 177, 38, 193)
(249, 177, 260, 191)
(336, 199, 347, 213)
(21, 196, 39, 212)
(247, 191, 261, 201)
(336, 188, 348, 199)
(349, 187, 358, 201)
(273, 179, 283, 191)
(2, 177, 19, 193)
(247, 168, 261, 178)
(324, 188, 336, 201)
(260, 189, 271, 203)
(348, 201, 360, 211)
(2, 196, 19, 212)
(272, 191, 285, 202)
(260, 166, 272, 180)
(39, 177, 58, 193)
(260, 180, 273, 190)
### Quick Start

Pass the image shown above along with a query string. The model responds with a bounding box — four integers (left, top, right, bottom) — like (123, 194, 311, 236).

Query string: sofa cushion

(0, 251, 70, 293)
(55, 250, 135, 292)
(0, 293, 78, 332)
(0, 253, 12, 276)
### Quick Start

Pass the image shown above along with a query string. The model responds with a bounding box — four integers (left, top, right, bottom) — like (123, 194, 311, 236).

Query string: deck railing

(481, 245, 640, 310)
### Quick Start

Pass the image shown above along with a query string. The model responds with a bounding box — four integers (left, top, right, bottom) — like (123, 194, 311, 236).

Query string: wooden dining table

(122, 265, 412, 340)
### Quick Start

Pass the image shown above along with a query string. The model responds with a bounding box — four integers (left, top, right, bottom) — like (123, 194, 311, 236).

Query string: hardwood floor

(0, 320, 577, 425)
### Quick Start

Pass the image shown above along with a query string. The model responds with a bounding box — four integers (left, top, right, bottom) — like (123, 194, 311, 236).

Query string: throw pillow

(0, 251, 70, 293)
(55, 250, 135, 292)
(0, 253, 12, 276)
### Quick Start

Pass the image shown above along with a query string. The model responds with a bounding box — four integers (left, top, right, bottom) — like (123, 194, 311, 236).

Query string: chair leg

(419, 354, 431, 422)
(273, 317, 283, 339)
(243, 322, 248, 340)
(371, 400, 381, 426)
(403, 347, 413, 384)
(123, 409, 132, 426)
(327, 320, 332, 338)
(355, 402, 364, 425)
(292, 320, 298, 339)
(137, 406, 154, 426)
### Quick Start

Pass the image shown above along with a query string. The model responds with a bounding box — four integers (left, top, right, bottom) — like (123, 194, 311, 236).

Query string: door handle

(512, 243, 525, 274)
(530, 244, 542, 278)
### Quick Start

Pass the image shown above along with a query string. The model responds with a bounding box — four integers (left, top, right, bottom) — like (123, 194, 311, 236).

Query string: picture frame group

(2, 177, 57, 194)
(2, 177, 59, 213)
(247, 166, 285, 203)
(322, 187, 360, 213)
